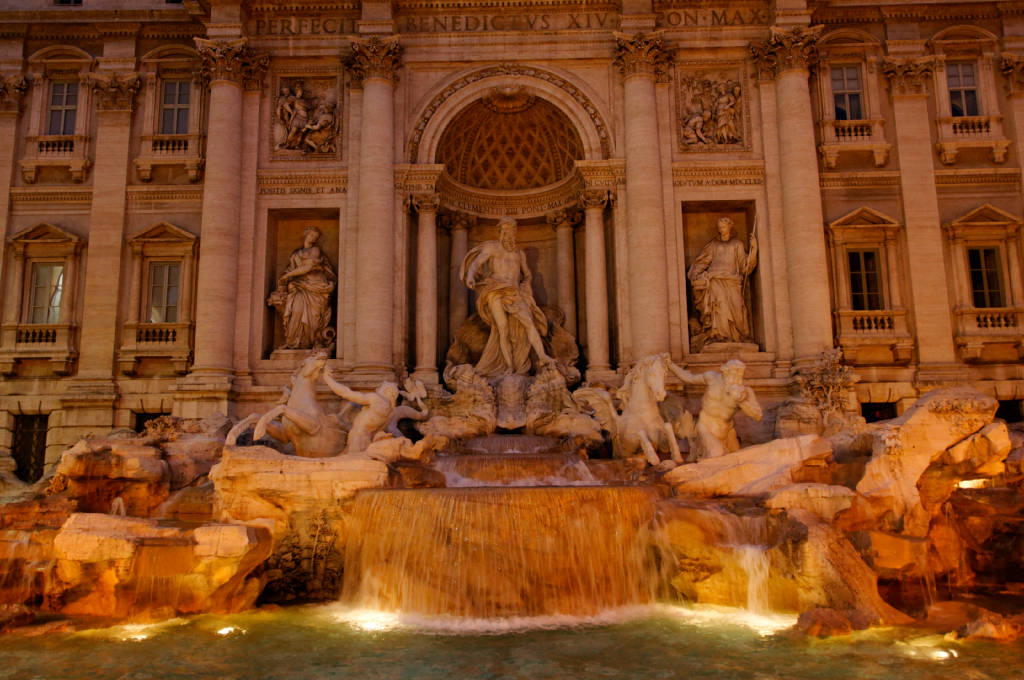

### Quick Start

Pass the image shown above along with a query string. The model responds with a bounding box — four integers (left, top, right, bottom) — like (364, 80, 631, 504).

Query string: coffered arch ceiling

(435, 88, 584, 192)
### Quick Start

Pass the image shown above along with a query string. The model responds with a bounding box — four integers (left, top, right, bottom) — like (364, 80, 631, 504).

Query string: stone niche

(264, 209, 340, 358)
(463, 217, 559, 314)
(682, 202, 763, 353)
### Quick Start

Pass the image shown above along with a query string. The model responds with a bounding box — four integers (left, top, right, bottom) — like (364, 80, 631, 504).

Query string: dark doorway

(861, 401, 897, 423)
(11, 414, 48, 483)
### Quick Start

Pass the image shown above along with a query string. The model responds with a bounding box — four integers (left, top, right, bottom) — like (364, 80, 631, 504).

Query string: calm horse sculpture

(574, 354, 684, 466)
(251, 351, 348, 458)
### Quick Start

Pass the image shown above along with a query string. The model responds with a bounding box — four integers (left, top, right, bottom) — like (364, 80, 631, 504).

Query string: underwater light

(957, 479, 988, 489)
(337, 609, 402, 632)
(216, 626, 243, 636)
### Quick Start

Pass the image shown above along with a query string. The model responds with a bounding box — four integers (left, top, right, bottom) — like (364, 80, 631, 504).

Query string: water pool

(2, 604, 1019, 680)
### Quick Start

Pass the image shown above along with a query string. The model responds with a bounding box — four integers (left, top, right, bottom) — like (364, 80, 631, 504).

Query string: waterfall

(341, 486, 667, 618)
(431, 453, 598, 488)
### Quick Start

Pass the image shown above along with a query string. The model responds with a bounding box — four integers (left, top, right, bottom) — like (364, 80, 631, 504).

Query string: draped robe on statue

(687, 237, 755, 344)
(459, 242, 549, 378)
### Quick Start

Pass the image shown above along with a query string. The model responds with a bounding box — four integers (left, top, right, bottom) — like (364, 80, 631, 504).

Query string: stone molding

(1001, 53, 1024, 94)
(0, 74, 30, 114)
(671, 162, 764, 186)
(881, 56, 934, 96)
(407, 63, 613, 161)
(613, 31, 672, 81)
(819, 171, 900, 189)
(748, 25, 823, 80)
(437, 171, 583, 219)
(194, 37, 270, 90)
(394, 163, 445, 194)
(83, 72, 141, 112)
(574, 159, 625, 189)
(345, 36, 403, 87)
(257, 170, 348, 195)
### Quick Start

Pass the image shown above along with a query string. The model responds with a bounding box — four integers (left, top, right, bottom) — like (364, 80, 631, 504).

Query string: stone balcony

(134, 133, 205, 182)
(117, 321, 193, 375)
(19, 134, 91, 183)
(954, 306, 1024, 362)
(0, 322, 77, 375)
(818, 118, 891, 169)
(834, 308, 913, 365)
(936, 115, 1011, 165)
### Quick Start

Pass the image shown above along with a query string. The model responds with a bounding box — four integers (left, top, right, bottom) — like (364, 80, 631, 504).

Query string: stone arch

(27, 45, 95, 65)
(928, 24, 999, 45)
(819, 28, 882, 47)
(408, 63, 613, 164)
(140, 44, 200, 62)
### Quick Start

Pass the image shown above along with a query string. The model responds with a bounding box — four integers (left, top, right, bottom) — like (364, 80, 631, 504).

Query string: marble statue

(249, 351, 347, 458)
(323, 371, 400, 455)
(574, 354, 684, 467)
(267, 226, 336, 350)
(459, 216, 555, 378)
(525, 364, 602, 447)
(687, 217, 757, 351)
(275, 81, 336, 153)
(417, 363, 497, 440)
(302, 102, 337, 154)
(668, 358, 762, 460)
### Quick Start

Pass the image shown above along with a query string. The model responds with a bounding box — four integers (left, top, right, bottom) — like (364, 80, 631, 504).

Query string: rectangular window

(967, 247, 1004, 308)
(847, 249, 883, 310)
(47, 81, 78, 136)
(831, 65, 864, 121)
(947, 62, 980, 117)
(148, 262, 180, 323)
(11, 414, 48, 483)
(159, 80, 190, 135)
(27, 263, 64, 325)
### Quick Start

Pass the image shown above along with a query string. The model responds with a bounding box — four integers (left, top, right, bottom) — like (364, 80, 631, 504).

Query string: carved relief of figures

(267, 226, 336, 350)
(274, 79, 338, 154)
(687, 217, 757, 351)
(678, 72, 744, 149)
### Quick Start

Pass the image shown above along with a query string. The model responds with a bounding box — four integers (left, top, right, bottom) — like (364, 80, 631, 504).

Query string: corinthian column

(614, 32, 671, 358)
(76, 71, 141, 378)
(346, 37, 402, 376)
(546, 208, 578, 334)
(579, 189, 611, 375)
(412, 192, 440, 384)
(187, 39, 267, 385)
(749, 26, 832, 365)
(882, 57, 956, 368)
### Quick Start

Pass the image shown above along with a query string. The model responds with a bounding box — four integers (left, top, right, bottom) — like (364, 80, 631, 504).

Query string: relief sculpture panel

(676, 67, 747, 152)
(272, 76, 341, 157)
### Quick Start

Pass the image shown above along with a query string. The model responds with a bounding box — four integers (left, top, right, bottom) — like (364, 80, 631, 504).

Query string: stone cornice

(613, 31, 672, 81)
(394, 163, 445, 193)
(882, 56, 935, 96)
(84, 71, 141, 112)
(247, 0, 359, 12)
(437, 171, 583, 219)
(574, 159, 625, 189)
(345, 36, 403, 87)
(194, 37, 270, 90)
(0, 74, 30, 114)
(748, 25, 823, 80)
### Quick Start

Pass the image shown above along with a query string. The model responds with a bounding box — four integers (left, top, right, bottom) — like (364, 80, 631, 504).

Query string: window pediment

(945, 204, 1022, 240)
(829, 206, 900, 229)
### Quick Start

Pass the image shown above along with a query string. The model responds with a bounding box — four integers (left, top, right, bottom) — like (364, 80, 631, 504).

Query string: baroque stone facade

(1, 0, 1024, 474)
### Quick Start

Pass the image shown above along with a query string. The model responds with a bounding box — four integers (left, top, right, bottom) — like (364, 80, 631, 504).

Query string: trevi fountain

(2, 217, 1024, 679)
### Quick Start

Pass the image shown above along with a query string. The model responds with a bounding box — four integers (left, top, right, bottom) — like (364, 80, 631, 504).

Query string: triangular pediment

(949, 204, 1021, 227)
(9, 223, 81, 244)
(129, 222, 197, 244)
(829, 206, 900, 229)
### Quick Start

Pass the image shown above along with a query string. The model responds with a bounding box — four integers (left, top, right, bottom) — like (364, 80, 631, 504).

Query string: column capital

(1001, 53, 1024, 95)
(748, 25, 823, 80)
(411, 192, 440, 214)
(578, 189, 610, 211)
(0, 74, 30, 114)
(613, 31, 672, 81)
(882, 56, 935, 96)
(194, 37, 270, 90)
(546, 208, 581, 230)
(346, 36, 403, 87)
(84, 72, 141, 112)
(443, 211, 476, 233)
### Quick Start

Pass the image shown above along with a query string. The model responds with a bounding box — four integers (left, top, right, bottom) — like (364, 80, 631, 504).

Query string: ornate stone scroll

(0, 74, 29, 113)
(748, 25, 823, 79)
(274, 78, 339, 154)
(194, 37, 270, 90)
(881, 57, 934, 95)
(613, 31, 672, 80)
(677, 69, 744, 150)
(345, 36, 403, 86)
(84, 72, 141, 111)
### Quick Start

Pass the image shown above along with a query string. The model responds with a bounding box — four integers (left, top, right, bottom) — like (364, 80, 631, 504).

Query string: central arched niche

(435, 87, 584, 191)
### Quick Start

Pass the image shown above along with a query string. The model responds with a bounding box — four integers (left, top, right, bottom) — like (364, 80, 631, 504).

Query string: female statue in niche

(267, 226, 336, 350)
(687, 216, 757, 351)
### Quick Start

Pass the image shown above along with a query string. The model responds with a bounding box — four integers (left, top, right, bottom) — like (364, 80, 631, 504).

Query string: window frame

(145, 260, 182, 324)
(25, 261, 65, 325)
(158, 79, 191, 135)
(965, 246, 1005, 308)
(946, 61, 981, 117)
(830, 64, 865, 121)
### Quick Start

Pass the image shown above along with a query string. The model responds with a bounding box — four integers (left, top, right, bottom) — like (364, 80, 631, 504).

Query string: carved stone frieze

(748, 25, 823, 79)
(1001, 54, 1024, 95)
(881, 57, 934, 96)
(0, 74, 30, 114)
(84, 72, 141, 111)
(613, 31, 672, 81)
(273, 77, 340, 155)
(408, 63, 612, 161)
(671, 163, 764, 187)
(345, 36, 403, 87)
(575, 159, 625, 190)
(257, 170, 348, 195)
(194, 37, 270, 90)
(677, 68, 745, 151)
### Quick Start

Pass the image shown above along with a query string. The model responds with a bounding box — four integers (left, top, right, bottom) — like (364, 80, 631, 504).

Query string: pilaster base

(172, 372, 235, 419)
